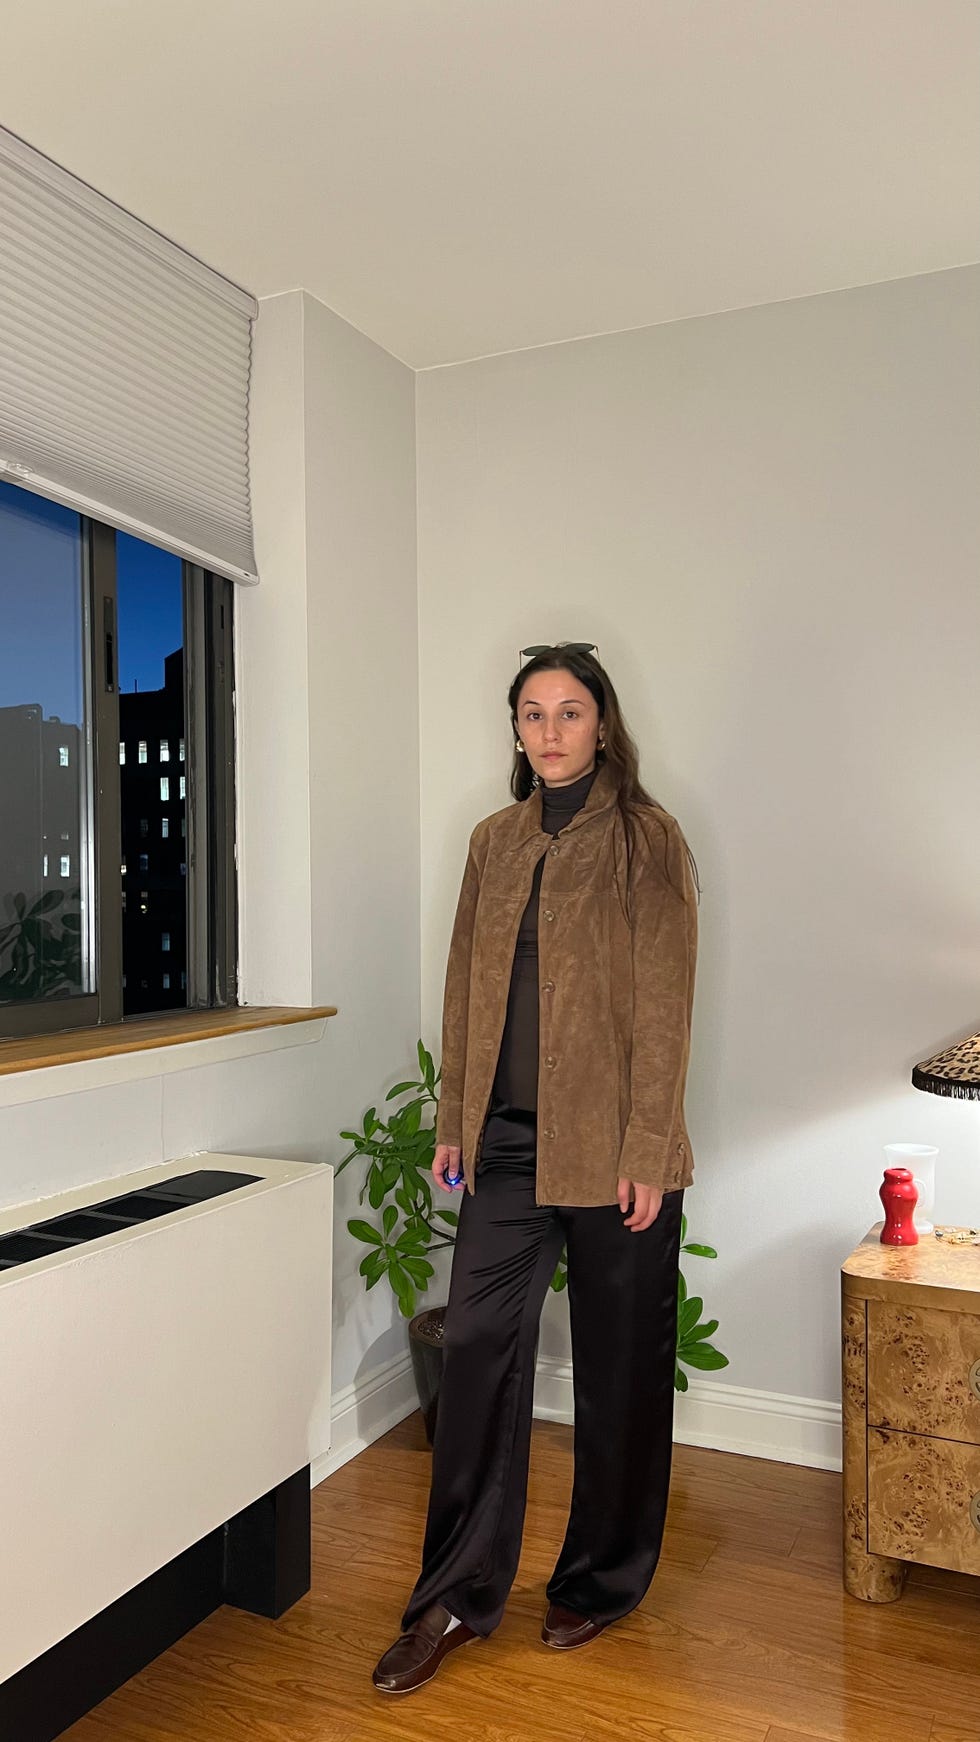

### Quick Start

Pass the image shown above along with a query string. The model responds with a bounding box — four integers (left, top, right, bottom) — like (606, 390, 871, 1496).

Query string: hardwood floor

(65, 1414, 980, 1742)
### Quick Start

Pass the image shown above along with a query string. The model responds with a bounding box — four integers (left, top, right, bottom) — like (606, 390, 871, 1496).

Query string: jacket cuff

(618, 1125, 686, 1193)
(435, 1102, 463, 1149)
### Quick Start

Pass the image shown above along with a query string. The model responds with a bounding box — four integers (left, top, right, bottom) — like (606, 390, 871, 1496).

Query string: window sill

(0, 1005, 337, 1108)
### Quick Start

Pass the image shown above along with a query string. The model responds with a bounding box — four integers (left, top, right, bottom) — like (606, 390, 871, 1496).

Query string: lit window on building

(181, 817, 186, 838)
(161, 817, 170, 838)
(121, 860, 127, 875)
(138, 740, 147, 764)
(180, 862, 187, 876)
(162, 972, 171, 991)
(160, 738, 170, 762)
(140, 890, 149, 915)
(43, 854, 48, 877)
(179, 775, 186, 800)
(181, 971, 187, 990)
(119, 740, 126, 765)
(59, 745, 69, 767)
(60, 855, 70, 877)
(139, 853, 148, 872)
(160, 777, 169, 801)
(161, 931, 171, 952)
(179, 737, 185, 762)
(140, 817, 148, 837)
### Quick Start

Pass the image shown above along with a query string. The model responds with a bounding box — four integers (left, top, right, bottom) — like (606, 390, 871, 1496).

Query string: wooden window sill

(0, 1006, 337, 1106)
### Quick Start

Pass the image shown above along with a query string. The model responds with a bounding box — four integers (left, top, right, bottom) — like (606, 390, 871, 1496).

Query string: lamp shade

(912, 1031, 980, 1101)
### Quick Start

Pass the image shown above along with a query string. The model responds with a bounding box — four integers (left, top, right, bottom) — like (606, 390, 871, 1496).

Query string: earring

(516, 740, 525, 754)
(598, 738, 606, 751)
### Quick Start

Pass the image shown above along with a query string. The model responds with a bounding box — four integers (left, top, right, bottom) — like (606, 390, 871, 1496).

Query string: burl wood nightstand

(842, 1224, 980, 1601)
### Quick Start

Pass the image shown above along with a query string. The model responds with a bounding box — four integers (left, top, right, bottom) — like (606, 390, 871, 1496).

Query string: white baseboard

(311, 1352, 419, 1486)
(310, 1350, 844, 1488)
(533, 1357, 842, 1473)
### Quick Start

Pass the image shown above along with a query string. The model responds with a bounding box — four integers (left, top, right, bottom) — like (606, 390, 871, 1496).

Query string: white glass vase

(884, 1143, 938, 1236)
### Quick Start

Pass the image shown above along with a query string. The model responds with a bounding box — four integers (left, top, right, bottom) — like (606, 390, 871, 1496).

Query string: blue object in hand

(446, 1159, 464, 1188)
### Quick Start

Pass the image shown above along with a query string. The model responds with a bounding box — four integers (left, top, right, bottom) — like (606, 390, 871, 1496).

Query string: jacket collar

(511, 759, 619, 846)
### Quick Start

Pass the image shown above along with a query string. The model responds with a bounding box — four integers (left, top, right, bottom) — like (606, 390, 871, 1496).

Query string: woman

(373, 643, 698, 1695)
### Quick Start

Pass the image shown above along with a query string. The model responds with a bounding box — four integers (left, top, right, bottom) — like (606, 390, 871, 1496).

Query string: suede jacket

(435, 761, 698, 1206)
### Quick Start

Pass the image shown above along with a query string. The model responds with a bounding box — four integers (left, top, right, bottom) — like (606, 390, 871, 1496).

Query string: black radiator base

(0, 1465, 311, 1742)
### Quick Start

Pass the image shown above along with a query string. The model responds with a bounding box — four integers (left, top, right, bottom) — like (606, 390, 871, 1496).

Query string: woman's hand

(433, 1144, 463, 1193)
(617, 1179, 664, 1232)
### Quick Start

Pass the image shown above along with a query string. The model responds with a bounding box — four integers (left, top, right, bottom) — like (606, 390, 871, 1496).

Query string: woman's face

(515, 667, 601, 787)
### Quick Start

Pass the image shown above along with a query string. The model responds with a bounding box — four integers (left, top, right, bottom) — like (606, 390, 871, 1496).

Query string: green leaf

(382, 1204, 398, 1238)
(417, 1039, 428, 1078)
(684, 1318, 719, 1344)
(347, 1218, 383, 1246)
(680, 1212, 688, 1243)
(395, 1186, 415, 1215)
(367, 1168, 387, 1210)
(362, 1105, 378, 1137)
(401, 1257, 435, 1284)
(380, 1160, 401, 1192)
(677, 1270, 688, 1306)
(674, 1365, 689, 1393)
(338, 1130, 362, 1144)
(365, 1269, 386, 1290)
(678, 1296, 704, 1338)
(679, 1343, 729, 1371)
(386, 1081, 418, 1100)
(435, 1208, 459, 1227)
(388, 1262, 416, 1318)
(359, 1250, 385, 1279)
(682, 1242, 718, 1260)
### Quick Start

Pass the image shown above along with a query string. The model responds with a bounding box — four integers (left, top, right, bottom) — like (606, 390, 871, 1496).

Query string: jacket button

(545, 1055, 556, 1069)
(542, 979, 555, 993)
(543, 909, 555, 922)
(549, 842, 560, 856)
(543, 1128, 556, 1140)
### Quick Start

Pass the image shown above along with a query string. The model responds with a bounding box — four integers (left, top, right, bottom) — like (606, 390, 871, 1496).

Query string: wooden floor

(66, 1413, 980, 1742)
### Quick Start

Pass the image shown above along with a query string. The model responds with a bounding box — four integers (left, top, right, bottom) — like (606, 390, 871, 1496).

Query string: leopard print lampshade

(912, 1031, 980, 1100)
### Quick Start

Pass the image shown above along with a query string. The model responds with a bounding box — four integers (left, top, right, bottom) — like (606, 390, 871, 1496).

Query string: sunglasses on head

(519, 641, 598, 665)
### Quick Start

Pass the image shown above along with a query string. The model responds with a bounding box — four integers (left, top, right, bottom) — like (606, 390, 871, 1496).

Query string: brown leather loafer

(541, 1602, 608, 1650)
(372, 1604, 479, 1694)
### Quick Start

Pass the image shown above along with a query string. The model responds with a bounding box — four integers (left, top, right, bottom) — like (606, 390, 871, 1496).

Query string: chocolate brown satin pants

(402, 1105, 684, 1638)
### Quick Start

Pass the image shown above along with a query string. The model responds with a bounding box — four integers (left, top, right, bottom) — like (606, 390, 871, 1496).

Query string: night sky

(0, 481, 183, 725)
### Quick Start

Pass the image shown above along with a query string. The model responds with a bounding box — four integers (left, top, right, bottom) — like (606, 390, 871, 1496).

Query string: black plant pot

(409, 1305, 447, 1446)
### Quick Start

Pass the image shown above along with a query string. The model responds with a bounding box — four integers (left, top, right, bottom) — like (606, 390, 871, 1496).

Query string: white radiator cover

(0, 1152, 333, 1683)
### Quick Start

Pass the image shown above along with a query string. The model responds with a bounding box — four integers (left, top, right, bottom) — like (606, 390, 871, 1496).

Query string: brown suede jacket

(435, 761, 698, 1205)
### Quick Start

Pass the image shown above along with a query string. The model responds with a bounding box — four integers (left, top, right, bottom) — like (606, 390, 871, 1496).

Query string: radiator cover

(0, 1150, 332, 1683)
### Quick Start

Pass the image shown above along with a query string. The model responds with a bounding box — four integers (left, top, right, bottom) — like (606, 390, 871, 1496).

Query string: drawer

(867, 1301, 980, 1443)
(868, 1427, 980, 1573)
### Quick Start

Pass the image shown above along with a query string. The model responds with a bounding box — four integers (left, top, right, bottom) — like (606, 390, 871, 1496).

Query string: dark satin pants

(402, 1106, 684, 1637)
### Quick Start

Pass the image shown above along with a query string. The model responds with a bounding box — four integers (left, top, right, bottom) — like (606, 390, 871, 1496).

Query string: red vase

(880, 1166, 919, 1245)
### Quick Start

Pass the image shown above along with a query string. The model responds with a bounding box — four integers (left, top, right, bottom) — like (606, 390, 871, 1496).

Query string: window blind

(0, 127, 259, 584)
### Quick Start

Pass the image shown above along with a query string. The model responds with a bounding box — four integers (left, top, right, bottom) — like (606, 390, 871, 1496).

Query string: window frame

(0, 500, 237, 1039)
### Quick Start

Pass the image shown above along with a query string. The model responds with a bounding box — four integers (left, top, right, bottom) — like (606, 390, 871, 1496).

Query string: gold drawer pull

(969, 1359, 980, 1401)
(971, 1494, 980, 1534)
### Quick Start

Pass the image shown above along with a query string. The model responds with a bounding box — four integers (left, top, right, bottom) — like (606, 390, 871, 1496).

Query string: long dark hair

(507, 644, 700, 905)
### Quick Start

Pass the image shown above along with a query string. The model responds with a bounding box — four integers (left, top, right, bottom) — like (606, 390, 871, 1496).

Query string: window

(161, 931, 171, 953)
(1, 479, 237, 1037)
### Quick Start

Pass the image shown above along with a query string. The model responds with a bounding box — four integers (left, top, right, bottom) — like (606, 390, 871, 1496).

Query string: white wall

(417, 264, 980, 1426)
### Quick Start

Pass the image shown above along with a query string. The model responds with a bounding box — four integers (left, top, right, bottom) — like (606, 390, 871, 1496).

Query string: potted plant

(338, 1042, 728, 1441)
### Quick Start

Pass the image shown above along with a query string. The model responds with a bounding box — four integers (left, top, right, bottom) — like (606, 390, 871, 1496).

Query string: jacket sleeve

(617, 812, 698, 1192)
(435, 829, 483, 1149)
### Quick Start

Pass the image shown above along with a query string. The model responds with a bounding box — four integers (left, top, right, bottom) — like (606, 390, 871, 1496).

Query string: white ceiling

(1, 0, 977, 369)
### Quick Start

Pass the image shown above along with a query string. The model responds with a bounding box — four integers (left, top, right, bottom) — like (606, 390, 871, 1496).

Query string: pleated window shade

(0, 127, 259, 583)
